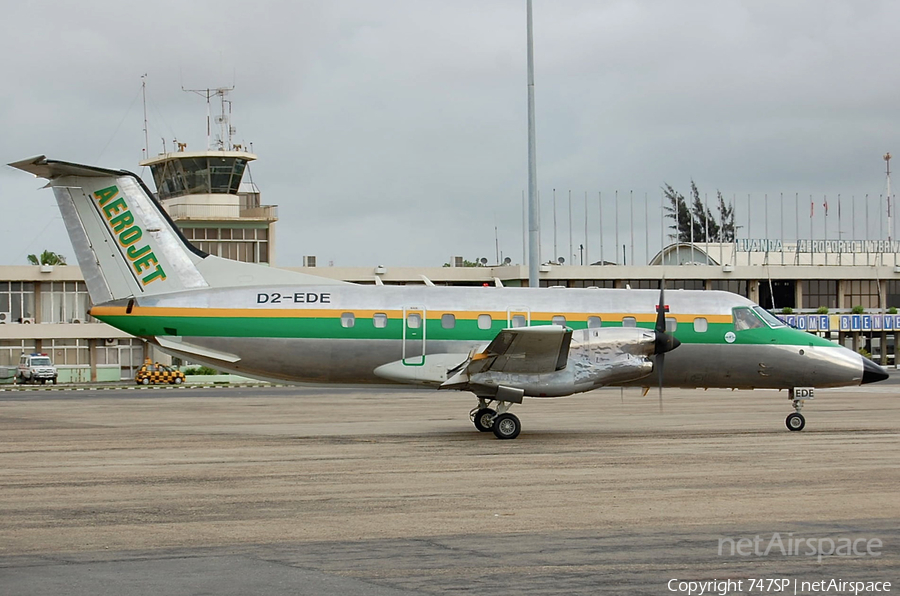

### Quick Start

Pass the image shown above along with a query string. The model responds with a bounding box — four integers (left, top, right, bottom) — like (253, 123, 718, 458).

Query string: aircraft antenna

(526, 0, 540, 287)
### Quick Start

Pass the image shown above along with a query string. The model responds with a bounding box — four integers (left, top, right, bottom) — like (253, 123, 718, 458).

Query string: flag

(810, 199, 814, 218)
(823, 198, 828, 216)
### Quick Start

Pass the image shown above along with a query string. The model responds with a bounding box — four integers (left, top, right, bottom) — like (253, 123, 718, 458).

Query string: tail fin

(9, 156, 344, 304)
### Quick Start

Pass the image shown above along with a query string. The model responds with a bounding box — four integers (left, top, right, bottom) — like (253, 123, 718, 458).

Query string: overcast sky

(2, 0, 898, 268)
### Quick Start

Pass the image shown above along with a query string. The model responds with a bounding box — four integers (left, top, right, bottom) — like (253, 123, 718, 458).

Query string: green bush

(851, 305, 865, 314)
(888, 307, 898, 315)
(183, 366, 219, 375)
(780, 307, 794, 314)
(858, 348, 872, 360)
(816, 306, 829, 314)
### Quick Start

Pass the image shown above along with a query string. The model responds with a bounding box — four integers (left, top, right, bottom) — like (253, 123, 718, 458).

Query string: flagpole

(584, 191, 589, 266)
(615, 190, 620, 265)
(599, 192, 604, 265)
(824, 195, 828, 266)
(629, 190, 635, 266)
(810, 195, 814, 266)
(780, 193, 785, 266)
(795, 192, 799, 265)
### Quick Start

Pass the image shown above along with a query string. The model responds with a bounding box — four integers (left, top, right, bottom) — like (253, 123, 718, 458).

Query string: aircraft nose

(861, 357, 889, 384)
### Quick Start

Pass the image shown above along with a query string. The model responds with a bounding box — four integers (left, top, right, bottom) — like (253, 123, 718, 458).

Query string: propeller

(653, 281, 681, 412)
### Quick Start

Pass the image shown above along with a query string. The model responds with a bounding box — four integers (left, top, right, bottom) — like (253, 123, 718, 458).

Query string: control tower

(140, 88, 277, 264)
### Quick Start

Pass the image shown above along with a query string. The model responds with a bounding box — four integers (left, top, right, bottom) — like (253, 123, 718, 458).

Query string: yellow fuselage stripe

(90, 305, 733, 324)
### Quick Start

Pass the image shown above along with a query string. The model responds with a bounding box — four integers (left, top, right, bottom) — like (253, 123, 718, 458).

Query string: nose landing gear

(785, 388, 810, 431)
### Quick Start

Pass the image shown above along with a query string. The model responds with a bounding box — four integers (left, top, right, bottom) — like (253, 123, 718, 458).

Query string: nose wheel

(785, 411, 805, 431)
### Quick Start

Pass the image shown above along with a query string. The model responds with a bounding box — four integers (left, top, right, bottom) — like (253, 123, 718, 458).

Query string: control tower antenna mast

(182, 85, 235, 150)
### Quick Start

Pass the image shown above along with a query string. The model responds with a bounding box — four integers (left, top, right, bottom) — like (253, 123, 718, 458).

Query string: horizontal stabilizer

(155, 336, 242, 363)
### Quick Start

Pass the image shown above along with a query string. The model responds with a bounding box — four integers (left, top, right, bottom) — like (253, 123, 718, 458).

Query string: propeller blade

(657, 353, 664, 413)
(655, 284, 666, 334)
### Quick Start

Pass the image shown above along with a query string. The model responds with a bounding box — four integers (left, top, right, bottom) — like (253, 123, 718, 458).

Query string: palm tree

(27, 250, 67, 266)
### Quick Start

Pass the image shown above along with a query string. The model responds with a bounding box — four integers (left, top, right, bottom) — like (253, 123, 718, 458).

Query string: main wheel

(141, 377, 150, 385)
(472, 408, 496, 432)
(173, 377, 183, 385)
(785, 412, 805, 431)
(492, 413, 521, 440)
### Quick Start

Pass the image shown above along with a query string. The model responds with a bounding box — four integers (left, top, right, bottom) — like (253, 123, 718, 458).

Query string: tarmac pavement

(1, 384, 897, 594)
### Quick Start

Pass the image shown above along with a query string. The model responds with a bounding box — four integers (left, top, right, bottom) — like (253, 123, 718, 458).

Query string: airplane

(9, 156, 890, 439)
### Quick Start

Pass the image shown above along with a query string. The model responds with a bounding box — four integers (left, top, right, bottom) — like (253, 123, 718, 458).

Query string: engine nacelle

(467, 327, 656, 398)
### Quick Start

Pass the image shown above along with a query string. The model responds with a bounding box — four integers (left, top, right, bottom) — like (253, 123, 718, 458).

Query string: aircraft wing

(467, 325, 572, 374)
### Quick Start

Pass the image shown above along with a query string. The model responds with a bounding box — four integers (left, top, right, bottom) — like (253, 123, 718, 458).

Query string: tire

(52, 378, 57, 385)
(173, 377, 183, 385)
(492, 413, 521, 440)
(785, 412, 805, 431)
(142, 377, 150, 385)
(472, 408, 496, 432)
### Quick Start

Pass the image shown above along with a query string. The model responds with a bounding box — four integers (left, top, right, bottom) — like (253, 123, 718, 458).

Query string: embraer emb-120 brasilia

(10, 156, 890, 439)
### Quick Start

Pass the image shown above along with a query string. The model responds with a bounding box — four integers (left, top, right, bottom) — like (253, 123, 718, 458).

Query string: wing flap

(469, 325, 572, 374)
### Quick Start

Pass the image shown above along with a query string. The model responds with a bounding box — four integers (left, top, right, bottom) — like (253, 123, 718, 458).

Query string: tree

(716, 191, 736, 242)
(663, 181, 735, 243)
(27, 250, 67, 266)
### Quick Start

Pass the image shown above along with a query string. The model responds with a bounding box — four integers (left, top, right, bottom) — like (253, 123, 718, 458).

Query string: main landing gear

(785, 388, 808, 431)
(469, 398, 521, 440)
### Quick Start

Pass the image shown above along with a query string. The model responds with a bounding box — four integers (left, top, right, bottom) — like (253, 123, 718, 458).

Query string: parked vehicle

(17, 353, 58, 384)
(135, 360, 186, 385)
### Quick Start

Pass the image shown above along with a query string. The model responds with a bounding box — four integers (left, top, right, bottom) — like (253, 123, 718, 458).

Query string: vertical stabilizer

(9, 156, 208, 303)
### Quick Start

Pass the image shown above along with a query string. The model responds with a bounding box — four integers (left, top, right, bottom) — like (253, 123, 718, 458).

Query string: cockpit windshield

(753, 306, 786, 328)
(733, 306, 787, 331)
(732, 307, 765, 331)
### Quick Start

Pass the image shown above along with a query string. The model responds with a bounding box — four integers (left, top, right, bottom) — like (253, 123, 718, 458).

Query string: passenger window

(552, 315, 566, 326)
(622, 317, 636, 328)
(587, 316, 602, 328)
(441, 313, 456, 329)
(407, 313, 421, 329)
(341, 312, 355, 328)
(511, 314, 527, 328)
(373, 313, 388, 329)
(693, 317, 708, 333)
(478, 314, 492, 330)
(665, 318, 677, 332)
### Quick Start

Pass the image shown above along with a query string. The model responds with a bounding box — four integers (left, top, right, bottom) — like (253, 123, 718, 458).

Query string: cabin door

(507, 307, 531, 328)
(402, 307, 426, 365)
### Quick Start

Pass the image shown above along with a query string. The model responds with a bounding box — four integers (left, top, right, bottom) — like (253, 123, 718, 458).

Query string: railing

(165, 203, 278, 221)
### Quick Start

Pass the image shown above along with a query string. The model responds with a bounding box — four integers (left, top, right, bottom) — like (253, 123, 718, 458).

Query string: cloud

(3, 0, 899, 268)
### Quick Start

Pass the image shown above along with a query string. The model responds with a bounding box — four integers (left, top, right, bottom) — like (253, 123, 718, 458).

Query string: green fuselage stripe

(94, 313, 836, 348)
